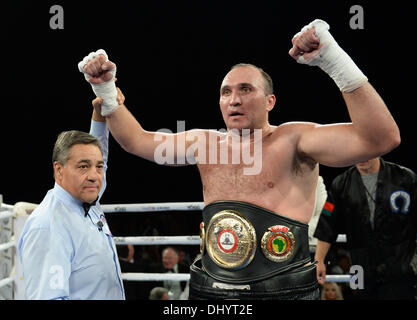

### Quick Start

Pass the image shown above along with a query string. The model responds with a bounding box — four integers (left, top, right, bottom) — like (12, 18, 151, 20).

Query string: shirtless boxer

(78, 20, 400, 299)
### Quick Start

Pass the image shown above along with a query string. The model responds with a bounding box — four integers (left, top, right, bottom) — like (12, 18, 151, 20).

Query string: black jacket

(314, 158, 417, 280)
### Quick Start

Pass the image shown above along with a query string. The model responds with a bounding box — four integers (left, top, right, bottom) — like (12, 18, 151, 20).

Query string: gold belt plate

(261, 225, 295, 262)
(205, 210, 257, 270)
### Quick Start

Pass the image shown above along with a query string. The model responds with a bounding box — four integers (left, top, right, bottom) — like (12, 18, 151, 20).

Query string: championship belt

(205, 210, 257, 270)
(200, 201, 310, 284)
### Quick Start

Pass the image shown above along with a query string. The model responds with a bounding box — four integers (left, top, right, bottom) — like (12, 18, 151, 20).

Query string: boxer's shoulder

(276, 121, 318, 130)
(271, 121, 318, 142)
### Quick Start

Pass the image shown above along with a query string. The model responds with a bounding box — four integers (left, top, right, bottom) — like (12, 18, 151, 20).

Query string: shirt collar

(52, 182, 84, 216)
(53, 183, 101, 220)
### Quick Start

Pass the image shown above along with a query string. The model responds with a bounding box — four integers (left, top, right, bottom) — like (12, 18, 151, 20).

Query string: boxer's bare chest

(197, 130, 300, 206)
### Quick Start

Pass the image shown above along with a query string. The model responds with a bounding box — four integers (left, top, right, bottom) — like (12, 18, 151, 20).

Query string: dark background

(2, 2, 415, 242)
(2, 1, 415, 302)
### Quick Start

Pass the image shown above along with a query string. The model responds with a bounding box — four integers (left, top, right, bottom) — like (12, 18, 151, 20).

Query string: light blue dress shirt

(18, 121, 125, 300)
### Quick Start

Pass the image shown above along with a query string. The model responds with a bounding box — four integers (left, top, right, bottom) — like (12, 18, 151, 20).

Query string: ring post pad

(202, 201, 310, 284)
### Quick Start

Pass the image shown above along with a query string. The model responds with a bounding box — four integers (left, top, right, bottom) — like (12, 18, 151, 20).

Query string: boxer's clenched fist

(289, 20, 338, 67)
(288, 19, 368, 92)
(78, 49, 119, 116)
(289, 27, 321, 63)
(83, 55, 116, 84)
(78, 49, 116, 84)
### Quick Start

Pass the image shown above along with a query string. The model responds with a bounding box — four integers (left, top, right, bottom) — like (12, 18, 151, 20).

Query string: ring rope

(114, 235, 346, 245)
(0, 211, 14, 220)
(122, 272, 191, 282)
(0, 241, 14, 252)
(120, 273, 351, 283)
(114, 235, 201, 245)
(0, 234, 345, 253)
(0, 273, 352, 289)
(101, 202, 205, 213)
(0, 203, 14, 211)
(0, 277, 14, 289)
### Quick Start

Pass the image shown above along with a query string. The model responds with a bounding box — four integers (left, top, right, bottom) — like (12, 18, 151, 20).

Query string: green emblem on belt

(261, 225, 295, 262)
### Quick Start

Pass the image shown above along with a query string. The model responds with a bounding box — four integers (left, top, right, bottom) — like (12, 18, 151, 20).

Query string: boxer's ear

(266, 94, 276, 112)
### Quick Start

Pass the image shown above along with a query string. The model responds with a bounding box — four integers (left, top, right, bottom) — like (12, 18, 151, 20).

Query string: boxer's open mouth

(230, 112, 244, 117)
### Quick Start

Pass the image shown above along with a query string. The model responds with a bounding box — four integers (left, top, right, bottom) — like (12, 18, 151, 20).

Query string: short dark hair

(231, 63, 274, 95)
(52, 130, 102, 166)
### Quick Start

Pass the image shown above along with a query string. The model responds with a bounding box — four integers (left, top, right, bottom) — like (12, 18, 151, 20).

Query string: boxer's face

(54, 144, 104, 203)
(219, 66, 275, 131)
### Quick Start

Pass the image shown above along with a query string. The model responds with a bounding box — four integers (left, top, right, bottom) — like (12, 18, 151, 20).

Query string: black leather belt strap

(202, 201, 311, 284)
(190, 258, 318, 299)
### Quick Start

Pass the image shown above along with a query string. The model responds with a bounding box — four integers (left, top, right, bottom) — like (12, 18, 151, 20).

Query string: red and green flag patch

(322, 201, 335, 216)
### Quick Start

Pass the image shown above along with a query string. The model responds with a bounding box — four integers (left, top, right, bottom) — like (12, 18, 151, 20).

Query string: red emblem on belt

(217, 229, 238, 253)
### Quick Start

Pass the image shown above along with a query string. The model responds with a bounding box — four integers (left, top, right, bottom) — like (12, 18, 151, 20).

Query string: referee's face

(54, 143, 104, 203)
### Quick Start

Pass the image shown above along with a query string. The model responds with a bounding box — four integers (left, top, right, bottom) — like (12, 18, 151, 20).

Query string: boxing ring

(0, 196, 351, 300)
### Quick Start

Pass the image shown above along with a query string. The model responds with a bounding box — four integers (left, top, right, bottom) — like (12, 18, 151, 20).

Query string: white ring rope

(0, 235, 347, 248)
(101, 202, 205, 213)
(121, 273, 351, 283)
(1, 201, 348, 243)
(0, 203, 14, 211)
(326, 275, 352, 283)
(0, 277, 14, 289)
(0, 241, 14, 252)
(114, 235, 201, 245)
(114, 235, 346, 245)
(0, 273, 352, 289)
(0, 210, 14, 220)
(122, 272, 191, 282)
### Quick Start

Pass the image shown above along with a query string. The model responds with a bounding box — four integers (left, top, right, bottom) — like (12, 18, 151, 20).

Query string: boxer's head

(219, 64, 276, 131)
(52, 131, 104, 204)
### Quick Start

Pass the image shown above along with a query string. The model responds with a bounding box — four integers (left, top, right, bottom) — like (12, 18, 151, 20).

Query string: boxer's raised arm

(289, 20, 400, 166)
(79, 50, 200, 165)
(108, 105, 205, 165)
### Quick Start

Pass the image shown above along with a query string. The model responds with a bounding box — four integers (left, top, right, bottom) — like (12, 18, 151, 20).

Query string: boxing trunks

(189, 201, 319, 300)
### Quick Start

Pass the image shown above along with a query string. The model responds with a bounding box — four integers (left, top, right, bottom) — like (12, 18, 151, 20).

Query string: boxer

(78, 19, 400, 299)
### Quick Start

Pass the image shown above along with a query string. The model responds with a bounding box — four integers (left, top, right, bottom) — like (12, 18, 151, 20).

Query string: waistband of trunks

(190, 257, 319, 299)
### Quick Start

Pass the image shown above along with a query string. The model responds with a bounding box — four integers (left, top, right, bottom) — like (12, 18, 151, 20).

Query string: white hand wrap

(78, 49, 119, 116)
(295, 19, 368, 92)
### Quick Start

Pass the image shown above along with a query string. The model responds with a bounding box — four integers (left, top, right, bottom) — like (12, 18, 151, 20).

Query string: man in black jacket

(314, 157, 417, 299)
